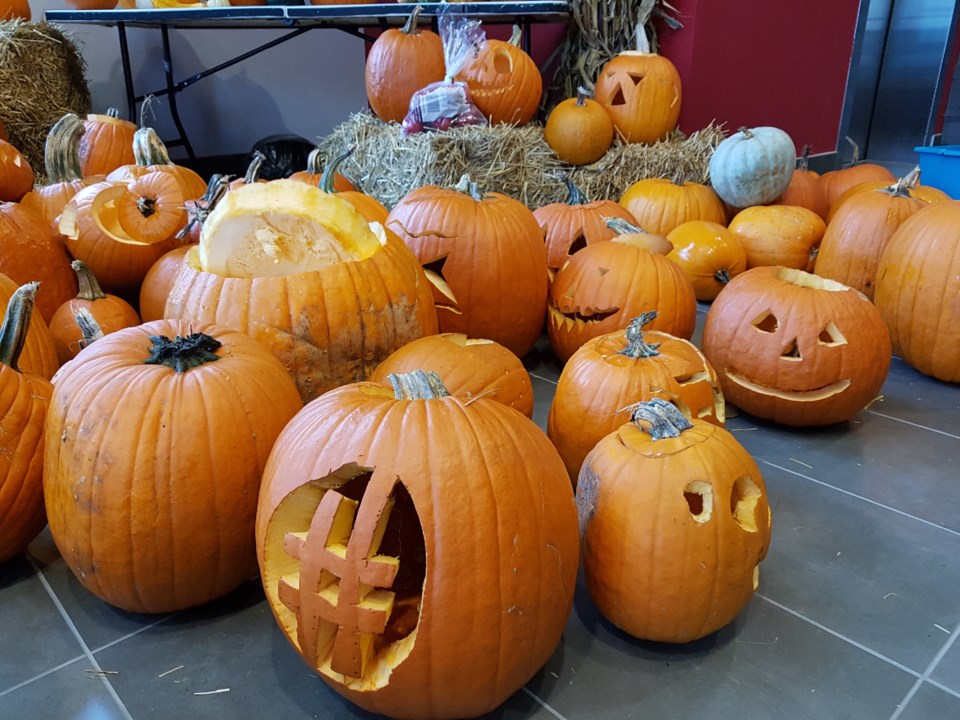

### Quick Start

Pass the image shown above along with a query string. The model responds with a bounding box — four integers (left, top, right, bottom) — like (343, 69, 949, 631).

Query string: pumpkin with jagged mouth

(163, 179, 438, 402)
(702, 266, 891, 426)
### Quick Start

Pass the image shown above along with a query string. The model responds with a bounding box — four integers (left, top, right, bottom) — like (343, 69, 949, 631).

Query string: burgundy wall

(655, 0, 862, 156)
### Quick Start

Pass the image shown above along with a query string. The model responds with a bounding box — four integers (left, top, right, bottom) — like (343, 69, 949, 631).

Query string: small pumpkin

(0, 283, 53, 564)
(702, 266, 892, 426)
(819, 138, 896, 207)
(139, 246, 192, 322)
(533, 177, 638, 280)
(548, 312, 725, 483)
(0, 137, 34, 203)
(727, 204, 825, 271)
(256, 370, 577, 718)
(78, 108, 137, 178)
(709, 126, 796, 208)
(365, 5, 445, 124)
(548, 219, 695, 362)
(666, 220, 747, 301)
(369, 333, 534, 417)
(544, 86, 614, 165)
(49, 260, 141, 364)
(44, 319, 303, 613)
(456, 25, 542, 126)
(593, 30, 682, 144)
(774, 145, 829, 220)
(619, 177, 726, 236)
(577, 398, 771, 643)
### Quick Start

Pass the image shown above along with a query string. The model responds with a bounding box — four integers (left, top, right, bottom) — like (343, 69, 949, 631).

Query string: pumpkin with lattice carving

(577, 398, 771, 642)
(256, 370, 577, 719)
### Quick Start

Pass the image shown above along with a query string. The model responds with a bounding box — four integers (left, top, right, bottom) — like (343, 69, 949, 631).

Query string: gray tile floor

(2, 305, 959, 720)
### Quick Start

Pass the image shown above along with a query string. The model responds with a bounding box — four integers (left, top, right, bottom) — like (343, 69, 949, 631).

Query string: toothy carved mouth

(725, 370, 852, 402)
(548, 304, 619, 331)
(470, 87, 517, 98)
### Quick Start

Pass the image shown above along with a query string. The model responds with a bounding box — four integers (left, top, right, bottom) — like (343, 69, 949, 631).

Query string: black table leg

(160, 25, 195, 159)
(117, 23, 136, 122)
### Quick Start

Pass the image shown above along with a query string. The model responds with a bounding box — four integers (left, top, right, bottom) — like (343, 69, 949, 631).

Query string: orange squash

(666, 220, 747, 301)
(619, 178, 726, 236)
(78, 109, 137, 178)
(0, 138, 34, 203)
(727, 205, 825, 271)
(774, 145, 829, 220)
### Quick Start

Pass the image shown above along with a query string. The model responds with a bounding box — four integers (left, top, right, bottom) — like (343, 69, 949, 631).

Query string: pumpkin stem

(132, 127, 173, 167)
(606, 217, 645, 235)
(618, 312, 661, 358)
(71, 260, 108, 301)
(798, 144, 812, 172)
(177, 173, 230, 240)
(738, 126, 753, 140)
(452, 173, 482, 201)
(305, 147, 323, 175)
(320, 148, 353, 193)
(0, 282, 39, 373)
(144, 332, 222, 373)
(563, 175, 586, 205)
(627, 398, 693, 440)
(882, 166, 922, 197)
(43, 113, 85, 183)
(843, 136, 862, 167)
(137, 195, 157, 218)
(634, 24, 651, 53)
(389, 369, 451, 400)
(106, 107, 121, 119)
(402, 5, 423, 34)
(74, 307, 104, 350)
(244, 151, 265, 184)
(575, 86, 594, 107)
(714, 268, 732, 285)
(508, 24, 523, 47)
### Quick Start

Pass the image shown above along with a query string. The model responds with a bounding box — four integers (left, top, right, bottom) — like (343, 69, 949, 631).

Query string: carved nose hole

(683, 481, 713, 523)
(731, 476, 762, 533)
(752, 310, 779, 333)
(781, 340, 802, 361)
(568, 233, 587, 256)
(818, 321, 847, 346)
(611, 87, 627, 106)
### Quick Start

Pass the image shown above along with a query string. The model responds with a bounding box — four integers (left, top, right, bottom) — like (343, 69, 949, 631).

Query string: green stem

(305, 148, 323, 175)
(320, 148, 353, 193)
(244, 151, 265, 184)
(627, 398, 693, 440)
(71, 260, 108, 301)
(799, 144, 812, 172)
(882, 166, 922, 197)
(132, 127, 172, 167)
(606, 217, 645, 236)
(564, 176, 586, 205)
(739, 126, 753, 140)
(402, 4, 423, 34)
(389, 370, 451, 400)
(575, 86, 592, 107)
(144, 332, 222, 373)
(715, 268, 731, 285)
(105, 107, 121, 119)
(452, 174, 482, 201)
(74, 307, 104, 350)
(0, 282, 39, 372)
(44, 113, 85, 183)
(508, 24, 523, 47)
(176, 174, 229, 241)
(617, 312, 661, 358)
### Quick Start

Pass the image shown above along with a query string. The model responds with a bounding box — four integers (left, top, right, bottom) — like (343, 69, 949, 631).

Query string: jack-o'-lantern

(702, 266, 891, 426)
(256, 370, 578, 719)
(577, 398, 771, 643)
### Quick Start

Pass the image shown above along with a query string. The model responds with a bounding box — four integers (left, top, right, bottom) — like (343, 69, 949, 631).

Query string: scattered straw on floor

(318, 113, 726, 209)
(0, 20, 91, 175)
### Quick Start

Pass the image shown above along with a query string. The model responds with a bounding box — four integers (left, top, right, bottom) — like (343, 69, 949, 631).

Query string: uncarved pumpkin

(0, 138, 34, 203)
(709, 126, 796, 208)
(544, 87, 614, 165)
(728, 204, 825, 271)
(619, 178, 726, 237)
(666, 220, 747, 301)
(78, 108, 137, 178)
(774, 145, 829, 220)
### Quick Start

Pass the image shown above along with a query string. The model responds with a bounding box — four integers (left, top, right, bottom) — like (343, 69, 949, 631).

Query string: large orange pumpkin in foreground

(578, 398, 771, 642)
(703, 266, 891, 426)
(44, 319, 302, 613)
(256, 370, 578, 719)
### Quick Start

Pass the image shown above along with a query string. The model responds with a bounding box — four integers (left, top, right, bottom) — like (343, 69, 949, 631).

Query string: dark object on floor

(248, 134, 316, 180)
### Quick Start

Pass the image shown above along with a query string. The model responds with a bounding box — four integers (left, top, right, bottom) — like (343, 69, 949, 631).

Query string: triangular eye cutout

(627, 72, 645, 86)
(818, 321, 848, 346)
(610, 87, 627, 106)
(751, 310, 779, 333)
(568, 233, 587, 256)
(781, 340, 802, 360)
(422, 254, 456, 304)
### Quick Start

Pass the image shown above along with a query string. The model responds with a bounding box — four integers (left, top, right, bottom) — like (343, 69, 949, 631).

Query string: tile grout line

(28, 558, 135, 720)
(889, 620, 960, 720)
(90, 613, 177, 655)
(926, 678, 960, 702)
(755, 594, 922, 678)
(521, 687, 570, 720)
(761, 460, 960, 538)
(0, 655, 86, 700)
(866, 410, 960, 440)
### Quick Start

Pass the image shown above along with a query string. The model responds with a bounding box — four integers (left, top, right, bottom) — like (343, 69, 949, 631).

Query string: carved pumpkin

(875, 200, 960, 382)
(703, 266, 891, 426)
(815, 172, 928, 300)
(369, 333, 534, 417)
(165, 180, 438, 401)
(0, 273, 59, 379)
(577, 398, 771, 642)
(256, 370, 578, 718)
(544, 86, 614, 165)
(0, 202, 77, 322)
(456, 26, 542, 126)
(49, 261, 141, 364)
(548, 220, 696, 362)
(78, 108, 137, 178)
(0, 138, 34, 203)
(549, 312, 725, 483)
(619, 177, 726, 236)
(44, 320, 303, 613)
(386, 175, 546, 358)
(709, 126, 796, 208)
(728, 204, 826, 271)
(366, 5, 445, 123)
(534, 177, 638, 281)
(666, 220, 747, 301)
(593, 32, 681, 144)
(0, 283, 53, 563)
(774, 145, 829, 220)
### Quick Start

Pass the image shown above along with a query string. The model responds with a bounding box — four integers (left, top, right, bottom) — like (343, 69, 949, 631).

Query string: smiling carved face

(702, 267, 892, 426)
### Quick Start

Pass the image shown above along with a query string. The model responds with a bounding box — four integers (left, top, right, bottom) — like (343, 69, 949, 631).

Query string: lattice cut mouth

(725, 369, 852, 402)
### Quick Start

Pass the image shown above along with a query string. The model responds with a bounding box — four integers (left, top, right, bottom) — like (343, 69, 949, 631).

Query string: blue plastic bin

(914, 145, 960, 199)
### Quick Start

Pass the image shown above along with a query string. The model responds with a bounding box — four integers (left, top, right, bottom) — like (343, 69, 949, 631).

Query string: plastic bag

(401, 9, 488, 135)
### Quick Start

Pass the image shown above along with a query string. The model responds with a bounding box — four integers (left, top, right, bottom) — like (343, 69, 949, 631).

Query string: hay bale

(0, 20, 91, 175)
(319, 113, 725, 209)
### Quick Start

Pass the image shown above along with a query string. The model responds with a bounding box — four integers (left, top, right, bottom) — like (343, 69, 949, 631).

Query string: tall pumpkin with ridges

(255, 370, 578, 719)
(43, 319, 303, 613)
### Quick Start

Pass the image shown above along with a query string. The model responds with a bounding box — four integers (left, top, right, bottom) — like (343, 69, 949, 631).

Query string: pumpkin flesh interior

(263, 464, 426, 692)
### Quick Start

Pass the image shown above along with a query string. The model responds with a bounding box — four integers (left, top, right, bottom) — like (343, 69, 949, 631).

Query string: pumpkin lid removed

(198, 179, 383, 278)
